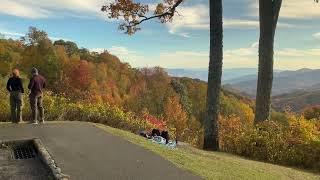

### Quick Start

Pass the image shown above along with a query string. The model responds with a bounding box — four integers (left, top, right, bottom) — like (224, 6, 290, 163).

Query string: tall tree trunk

(203, 0, 223, 151)
(255, 0, 282, 122)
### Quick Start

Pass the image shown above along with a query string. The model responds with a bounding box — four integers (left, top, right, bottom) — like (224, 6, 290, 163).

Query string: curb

(33, 138, 70, 180)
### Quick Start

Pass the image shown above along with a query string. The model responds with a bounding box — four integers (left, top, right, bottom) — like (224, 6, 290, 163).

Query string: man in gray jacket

(28, 67, 46, 124)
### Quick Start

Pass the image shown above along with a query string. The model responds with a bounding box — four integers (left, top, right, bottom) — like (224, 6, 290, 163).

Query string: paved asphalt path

(0, 122, 201, 180)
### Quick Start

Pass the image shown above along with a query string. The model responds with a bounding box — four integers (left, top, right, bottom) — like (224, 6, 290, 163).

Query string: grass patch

(94, 123, 320, 180)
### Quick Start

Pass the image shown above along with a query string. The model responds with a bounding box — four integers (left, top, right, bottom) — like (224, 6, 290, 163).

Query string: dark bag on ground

(151, 129, 161, 137)
(161, 131, 169, 144)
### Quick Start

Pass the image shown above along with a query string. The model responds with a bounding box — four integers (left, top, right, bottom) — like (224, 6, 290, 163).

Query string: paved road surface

(0, 122, 201, 180)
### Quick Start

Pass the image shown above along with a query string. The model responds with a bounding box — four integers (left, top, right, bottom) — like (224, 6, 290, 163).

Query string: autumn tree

(137, 67, 172, 116)
(53, 40, 79, 56)
(20, 27, 61, 86)
(255, 0, 319, 122)
(70, 60, 92, 90)
(21, 26, 50, 46)
(0, 39, 23, 76)
(171, 79, 192, 115)
(164, 96, 188, 142)
(101, 0, 223, 151)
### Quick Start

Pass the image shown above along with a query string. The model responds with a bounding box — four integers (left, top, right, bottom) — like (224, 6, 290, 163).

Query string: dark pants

(10, 91, 23, 123)
(29, 94, 44, 123)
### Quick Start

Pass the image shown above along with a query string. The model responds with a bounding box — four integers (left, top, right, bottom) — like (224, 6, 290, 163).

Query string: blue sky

(0, 0, 319, 70)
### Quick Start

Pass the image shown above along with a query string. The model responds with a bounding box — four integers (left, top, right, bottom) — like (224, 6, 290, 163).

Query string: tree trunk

(203, 0, 223, 151)
(255, 0, 279, 122)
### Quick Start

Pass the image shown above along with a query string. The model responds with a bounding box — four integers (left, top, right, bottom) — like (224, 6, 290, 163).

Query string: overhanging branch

(102, 0, 184, 34)
(130, 0, 183, 26)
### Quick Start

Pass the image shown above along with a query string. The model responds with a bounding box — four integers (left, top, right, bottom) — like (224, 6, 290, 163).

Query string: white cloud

(168, 30, 191, 38)
(0, 30, 71, 41)
(168, 4, 263, 32)
(1, 31, 25, 37)
(251, 41, 259, 48)
(156, 51, 208, 68)
(167, 3, 295, 37)
(0, 0, 110, 19)
(0, 0, 51, 19)
(224, 41, 320, 69)
(92, 45, 209, 68)
(224, 19, 259, 29)
(50, 36, 72, 41)
(109, 46, 135, 56)
(168, 4, 208, 32)
(93, 46, 142, 66)
(279, 0, 320, 19)
(225, 19, 294, 29)
(90, 48, 107, 53)
(313, 32, 320, 40)
(124, 50, 209, 68)
(91, 46, 137, 65)
(90, 43, 320, 70)
(276, 48, 320, 57)
(225, 43, 320, 60)
(249, 0, 320, 19)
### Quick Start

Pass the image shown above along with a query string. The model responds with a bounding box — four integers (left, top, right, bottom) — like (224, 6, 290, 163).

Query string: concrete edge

(33, 138, 71, 180)
(1, 138, 70, 179)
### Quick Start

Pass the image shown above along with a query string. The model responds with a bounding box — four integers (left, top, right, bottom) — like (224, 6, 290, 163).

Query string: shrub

(219, 113, 320, 171)
(0, 90, 10, 122)
(303, 105, 320, 120)
(0, 89, 154, 133)
(62, 102, 154, 133)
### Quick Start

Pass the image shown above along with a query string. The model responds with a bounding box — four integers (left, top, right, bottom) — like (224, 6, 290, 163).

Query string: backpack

(161, 131, 169, 144)
(151, 129, 161, 137)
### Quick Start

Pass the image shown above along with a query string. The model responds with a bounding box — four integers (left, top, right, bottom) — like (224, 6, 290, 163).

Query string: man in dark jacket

(6, 69, 24, 123)
(28, 67, 46, 124)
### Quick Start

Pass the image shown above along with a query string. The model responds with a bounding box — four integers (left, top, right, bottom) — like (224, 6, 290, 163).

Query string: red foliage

(70, 60, 92, 90)
(143, 114, 167, 130)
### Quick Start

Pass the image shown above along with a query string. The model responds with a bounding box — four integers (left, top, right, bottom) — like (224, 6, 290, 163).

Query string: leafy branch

(101, 0, 183, 35)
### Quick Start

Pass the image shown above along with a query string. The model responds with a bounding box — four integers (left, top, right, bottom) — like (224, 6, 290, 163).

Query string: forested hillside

(0, 27, 254, 146)
(272, 89, 320, 112)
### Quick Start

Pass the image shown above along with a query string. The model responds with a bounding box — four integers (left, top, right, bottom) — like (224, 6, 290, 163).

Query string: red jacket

(28, 75, 46, 96)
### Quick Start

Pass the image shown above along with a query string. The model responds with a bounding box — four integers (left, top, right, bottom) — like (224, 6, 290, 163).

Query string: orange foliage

(69, 60, 92, 90)
(164, 96, 188, 140)
(303, 105, 320, 120)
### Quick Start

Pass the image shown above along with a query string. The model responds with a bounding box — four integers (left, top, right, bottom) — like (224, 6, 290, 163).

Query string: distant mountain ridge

(225, 68, 320, 96)
(167, 68, 320, 112)
(167, 68, 259, 82)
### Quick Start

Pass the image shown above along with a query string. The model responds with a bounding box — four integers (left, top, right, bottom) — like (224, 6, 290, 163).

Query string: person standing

(6, 69, 24, 123)
(28, 67, 46, 124)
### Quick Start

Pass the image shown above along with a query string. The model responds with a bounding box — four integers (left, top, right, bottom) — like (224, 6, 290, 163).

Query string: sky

(0, 0, 319, 70)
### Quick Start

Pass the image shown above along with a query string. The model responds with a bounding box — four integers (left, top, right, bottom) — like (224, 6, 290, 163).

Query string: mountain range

(167, 68, 261, 82)
(225, 68, 320, 96)
(167, 68, 320, 112)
